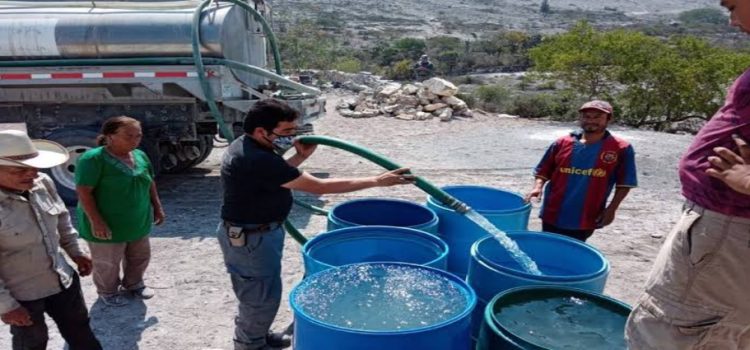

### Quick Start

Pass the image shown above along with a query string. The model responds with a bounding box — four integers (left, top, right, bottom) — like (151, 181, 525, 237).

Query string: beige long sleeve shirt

(0, 173, 85, 314)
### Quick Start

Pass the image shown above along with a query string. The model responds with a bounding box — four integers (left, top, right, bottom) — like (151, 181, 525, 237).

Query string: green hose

(298, 136, 471, 214)
(192, 0, 285, 142)
(192, 0, 233, 142)
(293, 198, 330, 216)
(284, 135, 472, 246)
(283, 220, 309, 247)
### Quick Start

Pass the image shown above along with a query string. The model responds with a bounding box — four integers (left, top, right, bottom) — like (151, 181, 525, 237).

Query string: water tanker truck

(0, 0, 325, 203)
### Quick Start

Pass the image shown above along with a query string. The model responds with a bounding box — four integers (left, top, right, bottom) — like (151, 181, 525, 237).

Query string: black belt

(222, 221, 282, 235)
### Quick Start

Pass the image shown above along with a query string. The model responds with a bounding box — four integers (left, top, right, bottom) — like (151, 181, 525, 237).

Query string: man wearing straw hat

(0, 130, 102, 349)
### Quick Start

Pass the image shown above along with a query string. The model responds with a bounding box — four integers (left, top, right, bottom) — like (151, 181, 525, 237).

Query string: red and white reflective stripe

(0, 70, 212, 80)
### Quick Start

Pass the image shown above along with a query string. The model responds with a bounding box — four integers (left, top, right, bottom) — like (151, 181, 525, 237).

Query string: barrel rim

(290, 262, 477, 335)
(302, 226, 450, 272)
(486, 285, 632, 350)
(426, 185, 531, 214)
(471, 231, 610, 281)
(329, 198, 439, 229)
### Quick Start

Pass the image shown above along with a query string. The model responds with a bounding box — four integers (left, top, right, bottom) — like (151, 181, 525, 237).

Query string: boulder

(424, 78, 459, 97)
(424, 103, 449, 112)
(345, 82, 371, 93)
(417, 88, 438, 101)
(402, 107, 418, 115)
(415, 112, 433, 121)
(343, 98, 358, 107)
(442, 96, 468, 110)
(339, 109, 354, 117)
(463, 109, 474, 118)
(351, 112, 363, 118)
(361, 108, 381, 118)
(433, 107, 453, 117)
(439, 108, 453, 122)
(383, 105, 401, 114)
(401, 84, 420, 95)
(395, 113, 416, 121)
(377, 83, 402, 99)
(354, 103, 368, 112)
(396, 95, 420, 107)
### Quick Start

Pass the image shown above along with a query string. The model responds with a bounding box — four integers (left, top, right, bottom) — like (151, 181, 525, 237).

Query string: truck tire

(44, 129, 100, 205)
(191, 134, 215, 167)
(45, 129, 163, 205)
(161, 134, 214, 173)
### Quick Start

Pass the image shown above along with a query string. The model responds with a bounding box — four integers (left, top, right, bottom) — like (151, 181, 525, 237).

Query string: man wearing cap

(524, 100, 638, 242)
(413, 55, 435, 82)
(0, 130, 102, 349)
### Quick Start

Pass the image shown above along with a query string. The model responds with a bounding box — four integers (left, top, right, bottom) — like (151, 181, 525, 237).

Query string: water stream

(464, 210, 542, 276)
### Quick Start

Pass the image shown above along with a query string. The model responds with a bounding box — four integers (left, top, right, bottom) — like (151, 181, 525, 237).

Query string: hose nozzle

(450, 201, 472, 214)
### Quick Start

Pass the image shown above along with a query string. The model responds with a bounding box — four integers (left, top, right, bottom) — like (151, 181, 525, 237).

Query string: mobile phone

(228, 226, 246, 247)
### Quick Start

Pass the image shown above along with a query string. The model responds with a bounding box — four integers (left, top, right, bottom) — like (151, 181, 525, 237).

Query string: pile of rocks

(336, 78, 473, 122)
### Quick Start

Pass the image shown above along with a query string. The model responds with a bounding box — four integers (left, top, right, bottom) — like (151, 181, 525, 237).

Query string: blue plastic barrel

(468, 231, 610, 338)
(478, 286, 631, 350)
(291, 262, 477, 350)
(328, 198, 439, 234)
(303, 226, 449, 276)
(426, 186, 531, 278)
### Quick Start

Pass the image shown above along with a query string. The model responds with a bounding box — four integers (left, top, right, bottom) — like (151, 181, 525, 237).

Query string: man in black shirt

(218, 99, 414, 350)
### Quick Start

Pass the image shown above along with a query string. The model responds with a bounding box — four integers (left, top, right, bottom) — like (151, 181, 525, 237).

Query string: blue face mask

(269, 133, 296, 151)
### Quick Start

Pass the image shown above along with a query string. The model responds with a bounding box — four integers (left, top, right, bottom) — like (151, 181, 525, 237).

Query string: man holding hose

(218, 98, 415, 350)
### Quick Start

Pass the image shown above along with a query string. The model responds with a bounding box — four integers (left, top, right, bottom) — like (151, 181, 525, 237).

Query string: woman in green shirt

(75, 116, 166, 307)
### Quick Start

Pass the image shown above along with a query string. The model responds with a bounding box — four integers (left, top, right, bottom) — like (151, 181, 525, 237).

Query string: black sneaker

(265, 331, 291, 349)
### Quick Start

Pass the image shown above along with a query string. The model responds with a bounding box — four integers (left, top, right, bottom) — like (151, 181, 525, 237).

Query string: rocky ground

(271, 0, 718, 41)
(0, 92, 693, 349)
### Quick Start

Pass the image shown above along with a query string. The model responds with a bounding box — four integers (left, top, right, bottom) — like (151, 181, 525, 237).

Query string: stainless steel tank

(0, 2, 268, 85)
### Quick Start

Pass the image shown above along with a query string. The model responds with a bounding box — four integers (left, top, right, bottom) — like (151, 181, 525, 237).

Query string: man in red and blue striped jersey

(524, 100, 638, 242)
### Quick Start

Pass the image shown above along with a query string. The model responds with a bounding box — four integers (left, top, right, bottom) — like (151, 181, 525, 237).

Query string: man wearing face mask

(218, 98, 415, 350)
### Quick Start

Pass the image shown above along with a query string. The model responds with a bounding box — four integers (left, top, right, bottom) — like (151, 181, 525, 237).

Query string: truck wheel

(191, 134, 215, 167)
(161, 135, 215, 173)
(44, 129, 99, 205)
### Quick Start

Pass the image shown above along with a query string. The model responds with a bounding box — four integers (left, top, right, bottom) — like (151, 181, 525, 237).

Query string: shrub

(455, 92, 478, 108)
(475, 85, 513, 112)
(678, 8, 728, 25)
(510, 94, 559, 118)
(336, 58, 361, 73)
(386, 59, 414, 81)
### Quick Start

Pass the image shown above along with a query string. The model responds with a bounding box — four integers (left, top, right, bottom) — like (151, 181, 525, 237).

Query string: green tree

(540, 0, 551, 15)
(616, 36, 750, 130)
(529, 21, 750, 130)
(529, 21, 612, 98)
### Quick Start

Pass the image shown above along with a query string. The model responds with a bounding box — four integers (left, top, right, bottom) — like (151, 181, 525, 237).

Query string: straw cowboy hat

(0, 130, 68, 168)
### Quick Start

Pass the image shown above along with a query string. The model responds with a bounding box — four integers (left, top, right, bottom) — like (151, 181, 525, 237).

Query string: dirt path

(0, 92, 692, 349)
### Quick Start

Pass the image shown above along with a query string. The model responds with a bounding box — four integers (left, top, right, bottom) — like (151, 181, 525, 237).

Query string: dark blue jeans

(217, 222, 285, 350)
(542, 222, 595, 242)
(10, 273, 102, 350)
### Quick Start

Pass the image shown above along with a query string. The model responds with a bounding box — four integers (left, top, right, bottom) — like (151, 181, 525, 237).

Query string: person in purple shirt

(625, 1, 750, 348)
